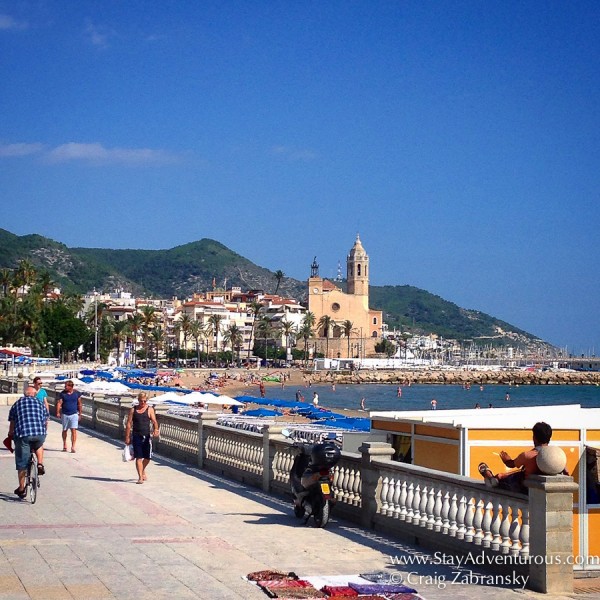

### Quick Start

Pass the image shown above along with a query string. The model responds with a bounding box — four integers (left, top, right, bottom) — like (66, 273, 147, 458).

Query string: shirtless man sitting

(479, 421, 565, 493)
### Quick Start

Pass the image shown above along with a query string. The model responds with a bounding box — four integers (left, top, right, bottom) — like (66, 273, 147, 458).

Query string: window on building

(365, 265, 367, 277)
(357, 264, 361, 276)
(372, 331, 378, 337)
(373, 317, 377, 324)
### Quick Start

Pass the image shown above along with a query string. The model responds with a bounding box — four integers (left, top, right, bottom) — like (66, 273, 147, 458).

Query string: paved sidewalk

(0, 407, 582, 600)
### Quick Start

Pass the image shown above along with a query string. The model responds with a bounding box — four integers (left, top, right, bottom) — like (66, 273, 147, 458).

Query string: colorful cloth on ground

(348, 582, 417, 595)
(320, 585, 358, 596)
(8, 396, 48, 438)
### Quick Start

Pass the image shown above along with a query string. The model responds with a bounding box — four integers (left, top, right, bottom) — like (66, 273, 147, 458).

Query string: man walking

(7, 386, 48, 498)
(56, 380, 82, 453)
(33, 376, 50, 427)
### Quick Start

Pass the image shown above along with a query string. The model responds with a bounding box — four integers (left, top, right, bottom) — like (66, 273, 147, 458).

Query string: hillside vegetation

(0, 228, 546, 348)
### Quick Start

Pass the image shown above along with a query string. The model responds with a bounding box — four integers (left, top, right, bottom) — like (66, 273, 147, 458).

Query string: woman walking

(125, 393, 160, 484)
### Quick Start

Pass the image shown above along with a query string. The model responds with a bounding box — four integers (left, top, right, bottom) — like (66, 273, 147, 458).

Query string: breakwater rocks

(308, 369, 600, 386)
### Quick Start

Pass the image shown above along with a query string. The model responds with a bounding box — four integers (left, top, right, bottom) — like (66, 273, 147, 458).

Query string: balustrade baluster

(406, 483, 415, 523)
(448, 492, 458, 537)
(399, 480, 408, 521)
(419, 485, 428, 527)
(509, 506, 522, 557)
(353, 469, 361, 507)
(441, 491, 450, 534)
(473, 499, 485, 545)
(426, 486, 436, 529)
(342, 467, 351, 504)
(520, 508, 530, 558)
(464, 497, 475, 543)
(433, 490, 443, 532)
(482, 500, 494, 548)
(500, 504, 512, 555)
(456, 495, 467, 540)
(347, 468, 356, 506)
(381, 476, 390, 516)
(491, 500, 502, 551)
(392, 477, 401, 519)
(412, 484, 422, 524)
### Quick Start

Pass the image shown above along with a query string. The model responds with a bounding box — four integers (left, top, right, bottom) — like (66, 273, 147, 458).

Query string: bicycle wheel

(28, 453, 38, 504)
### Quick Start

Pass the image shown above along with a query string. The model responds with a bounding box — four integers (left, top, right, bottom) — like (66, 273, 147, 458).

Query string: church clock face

(313, 287, 319, 294)
(331, 302, 340, 312)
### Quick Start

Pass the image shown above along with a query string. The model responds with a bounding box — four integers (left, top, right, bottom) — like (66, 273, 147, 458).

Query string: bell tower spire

(347, 234, 369, 296)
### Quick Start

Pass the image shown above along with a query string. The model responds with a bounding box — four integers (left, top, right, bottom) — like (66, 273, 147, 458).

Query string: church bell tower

(347, 234, 369, 296)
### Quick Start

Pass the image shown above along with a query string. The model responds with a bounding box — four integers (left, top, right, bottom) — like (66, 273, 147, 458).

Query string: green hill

(0, 228, 548, 349)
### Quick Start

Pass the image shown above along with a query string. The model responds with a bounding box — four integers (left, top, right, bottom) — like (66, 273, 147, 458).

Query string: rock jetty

(308, 369, 600, 386)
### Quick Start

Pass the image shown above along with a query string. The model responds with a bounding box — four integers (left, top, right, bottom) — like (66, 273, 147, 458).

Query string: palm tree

(247, 301, 263, 358)
(223, 323, 244, 366)
(274, 270, 285, 294)
(172, 322, 181, 367)
(207, 314, 224, 364)
(0, 268, 12, 297)
(256, 317, 273, 362)
(342, 319, 354, 358)
(300, 312, 315, 366)
(318, 314, 333, 358)
(279, 319, 296, 362)
(139, 305, 157, 366)
(178, 314, 193, 361)
(112, 319, 130, 366)
(189, 319, 208, 366)
(127, 312, 144, 363)
(150, 326, 164, 367)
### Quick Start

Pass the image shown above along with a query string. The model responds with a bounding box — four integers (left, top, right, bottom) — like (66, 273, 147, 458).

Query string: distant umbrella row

(233, 395, 370, 431)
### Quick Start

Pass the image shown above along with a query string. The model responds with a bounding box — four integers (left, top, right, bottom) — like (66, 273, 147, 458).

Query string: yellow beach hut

(370, 404, 600, 571)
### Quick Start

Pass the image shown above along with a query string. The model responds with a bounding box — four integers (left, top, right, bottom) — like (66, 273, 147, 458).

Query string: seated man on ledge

(478, 421, 567, 494)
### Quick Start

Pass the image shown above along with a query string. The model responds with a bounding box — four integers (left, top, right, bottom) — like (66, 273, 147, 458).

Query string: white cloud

(0, 13, 28, 30)
(84, 21, 115, 48)
(271, 145, 317, 161)
(0, 142, 44, 157)
(46, 142, 179, 166)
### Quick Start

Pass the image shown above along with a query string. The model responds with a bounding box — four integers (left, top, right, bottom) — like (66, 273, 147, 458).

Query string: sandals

(14, 487, 27, 499)
(38, 464, 45, 476)
(478, 462, 499, 487)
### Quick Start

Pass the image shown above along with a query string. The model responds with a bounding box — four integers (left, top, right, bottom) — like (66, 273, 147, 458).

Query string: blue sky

(1, 1, 599, 354)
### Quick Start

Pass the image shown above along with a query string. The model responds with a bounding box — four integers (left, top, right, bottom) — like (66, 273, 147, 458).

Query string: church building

(308, 235, 383, 358)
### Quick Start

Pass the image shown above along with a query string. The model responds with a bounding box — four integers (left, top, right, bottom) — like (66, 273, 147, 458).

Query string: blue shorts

(62, 413, 79, 430)
(14, 435, 45, 471)
(132, 433, 152, 460)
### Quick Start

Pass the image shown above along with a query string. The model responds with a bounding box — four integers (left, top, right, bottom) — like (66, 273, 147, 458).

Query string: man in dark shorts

(7, 386, 48, 498)
(124, 392, 160, 484)
(56, 380, 82, 453)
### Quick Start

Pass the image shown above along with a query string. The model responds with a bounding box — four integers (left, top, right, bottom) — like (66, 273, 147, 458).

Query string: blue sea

(257, 383, 600, 412)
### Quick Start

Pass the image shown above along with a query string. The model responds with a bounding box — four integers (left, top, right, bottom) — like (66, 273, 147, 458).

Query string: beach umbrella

(80, 369, 95, 375)
(214, 394, 244, 406)
(152, 391, 188, 404)
(81, 381, 133, 395)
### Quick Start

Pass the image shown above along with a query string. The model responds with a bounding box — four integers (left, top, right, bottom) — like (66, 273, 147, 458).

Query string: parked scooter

(282, 429, 341, 527)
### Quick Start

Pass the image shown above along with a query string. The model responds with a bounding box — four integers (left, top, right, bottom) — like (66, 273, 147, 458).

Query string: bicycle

(25, 449, 40, 504)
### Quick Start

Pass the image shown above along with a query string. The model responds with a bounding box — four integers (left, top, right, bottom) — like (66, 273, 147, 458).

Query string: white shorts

(62, 413, 79, 431)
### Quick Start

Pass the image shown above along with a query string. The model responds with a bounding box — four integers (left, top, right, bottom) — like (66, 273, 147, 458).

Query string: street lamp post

(94, 291, 98, 362)
(58, 342, 62, 365)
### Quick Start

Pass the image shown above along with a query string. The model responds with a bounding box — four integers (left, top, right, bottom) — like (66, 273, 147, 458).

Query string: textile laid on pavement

(247, 571, 424, 600)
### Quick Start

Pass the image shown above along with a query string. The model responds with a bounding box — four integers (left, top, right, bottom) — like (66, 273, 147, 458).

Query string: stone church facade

(308, 235, 383, 359)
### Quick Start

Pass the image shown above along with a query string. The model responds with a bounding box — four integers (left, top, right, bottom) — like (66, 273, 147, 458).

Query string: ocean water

(257, 383, 600, 412)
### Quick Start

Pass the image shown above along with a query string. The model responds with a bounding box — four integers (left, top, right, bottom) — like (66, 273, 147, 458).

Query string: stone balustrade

(14, 383, 578, 595)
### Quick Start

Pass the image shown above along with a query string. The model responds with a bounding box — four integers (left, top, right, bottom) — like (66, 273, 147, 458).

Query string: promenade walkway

(0, 407, 582, 600)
